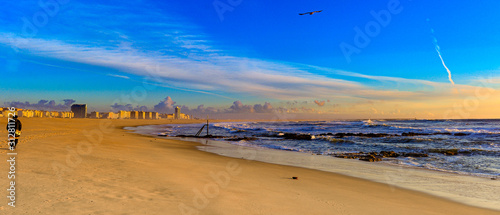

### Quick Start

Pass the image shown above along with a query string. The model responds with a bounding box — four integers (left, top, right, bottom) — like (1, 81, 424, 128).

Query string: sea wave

(151, 119, 500, 177)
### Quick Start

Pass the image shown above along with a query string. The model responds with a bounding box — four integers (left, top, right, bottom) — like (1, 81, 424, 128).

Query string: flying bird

(299, 10, 323, 15)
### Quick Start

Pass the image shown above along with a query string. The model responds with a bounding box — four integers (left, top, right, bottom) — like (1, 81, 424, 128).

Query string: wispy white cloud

(430, 27, 455, 86)
(106, 74, 130, 79)
(433, 38, 455, 85)
(0, 0, 482, 105)
(304, 64, 444, 87)
(0, 32, 470, 102)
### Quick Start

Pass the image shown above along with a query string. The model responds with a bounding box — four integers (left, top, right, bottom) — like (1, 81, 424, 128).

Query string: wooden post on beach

(206, 115, 209, 136)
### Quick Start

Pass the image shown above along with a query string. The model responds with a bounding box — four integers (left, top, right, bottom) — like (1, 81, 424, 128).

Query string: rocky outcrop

(401, 152, 429, 157)
(334, 150, 428, 161)
(359, 154, 383, 162)
(226, 137, 259, 141)
(428, 149, 459, 156)
(282, 133, 316, 140)
(379, 151, 400, 157)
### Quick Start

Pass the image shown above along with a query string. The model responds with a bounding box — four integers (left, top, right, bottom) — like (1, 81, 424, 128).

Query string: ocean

(130, 119, 500, 178)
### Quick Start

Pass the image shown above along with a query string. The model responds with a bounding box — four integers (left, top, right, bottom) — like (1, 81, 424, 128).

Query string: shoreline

(170, 137, 500, 211)
(127, 123, 500, 211)
(1, 118, 498, 214)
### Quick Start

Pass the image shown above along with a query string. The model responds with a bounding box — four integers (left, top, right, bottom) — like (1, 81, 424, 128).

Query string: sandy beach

(1, 118, 499, 215)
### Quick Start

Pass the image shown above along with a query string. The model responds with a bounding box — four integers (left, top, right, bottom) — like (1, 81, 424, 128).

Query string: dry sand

(0, 118, 498, 214)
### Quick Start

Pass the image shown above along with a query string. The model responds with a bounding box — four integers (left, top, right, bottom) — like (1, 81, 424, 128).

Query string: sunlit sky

(1, 0, 499, 119)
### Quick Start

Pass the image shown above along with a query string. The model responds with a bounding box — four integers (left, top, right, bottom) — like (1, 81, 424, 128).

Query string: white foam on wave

(442, 128, 500, 134)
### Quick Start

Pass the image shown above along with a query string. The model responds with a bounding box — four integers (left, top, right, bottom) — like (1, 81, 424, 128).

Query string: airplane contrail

(431, 28, 455, 85)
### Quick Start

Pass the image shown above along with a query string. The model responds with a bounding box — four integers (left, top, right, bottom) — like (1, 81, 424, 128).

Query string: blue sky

(1, 0, 499, 118)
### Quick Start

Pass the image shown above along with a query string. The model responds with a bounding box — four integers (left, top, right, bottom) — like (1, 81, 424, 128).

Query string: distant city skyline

(2, 97, 295, 119)
(1, 1, 500, 119)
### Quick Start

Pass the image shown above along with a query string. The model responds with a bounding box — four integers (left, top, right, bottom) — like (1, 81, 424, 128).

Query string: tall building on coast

(1, 104, 160, 120)
(137, 111, 146, 119)
(161, 106, 190, 119)
(71, 104, 87, 118)
(118, 110, 131, 119)
(130, 111, 139, 119)
(151, 112, 159, 120)
(90, 111, 100, 119)
(175, 106, 181, 119)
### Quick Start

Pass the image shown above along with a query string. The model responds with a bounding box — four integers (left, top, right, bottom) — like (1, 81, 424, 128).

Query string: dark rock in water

(380, 151, 400, 157)
(326, 138, 354, 144)
(434, 132, 452, 135)
(175, 135, 226, 138)
(334, 152, 364, 159)
(401, 152, 428, 157)
(260, 133, 282, 138)
(401, 132, 457, 136)
(176, 135, 194, 138)
(204, 135, 227, 138)
(226, 137, 259, 141)
(401, 132, 428, 136)
(453, 133, 468, 136)
(459, 150, 472, 155)
(333, 133, 347, 138)
(335, 152, 383, 162)
(333, 132, 360, 138)
(333, 132, 392, 138)
(364, 133, 391, 138)
(428, 149, 459, 156)
(444, 150, 458, 156)
(231, 129, 247, 133)
(317, 132, 334, 136)
(359, 154, 383, 162)
(335, 150, 428, 161)
(282, 133, 315, 140)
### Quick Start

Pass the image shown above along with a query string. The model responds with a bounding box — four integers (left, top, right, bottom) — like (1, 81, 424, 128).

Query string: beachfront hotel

(151, 112, 159, 120)
(89, 111, 100, 119)
(175, 106, 180, 119)
(101, 112, 118, 119)
(118, 110, 131, 119)
(0, 107, 12, 117)
(1, 106, 177, 120)
(137, 111, 146, 119)
(160, 106, 191, 120)
(0, 108, 74, 118)
(130, 111, 139, 119)
(96, 111, 161, 120)
(71, 104, 87, 118)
